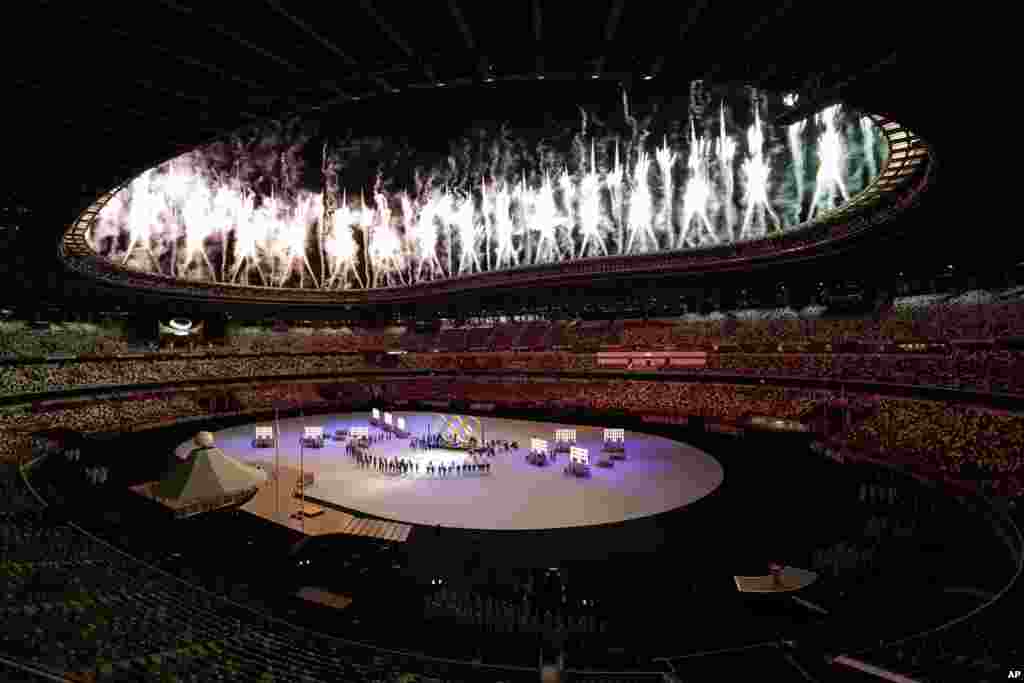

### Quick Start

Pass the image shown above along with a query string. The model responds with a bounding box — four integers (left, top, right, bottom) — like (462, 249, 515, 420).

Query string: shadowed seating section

(0, 464, 536, 682)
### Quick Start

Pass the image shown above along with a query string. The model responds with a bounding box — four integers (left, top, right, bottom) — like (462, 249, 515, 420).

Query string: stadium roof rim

(59, 110, 932, 307)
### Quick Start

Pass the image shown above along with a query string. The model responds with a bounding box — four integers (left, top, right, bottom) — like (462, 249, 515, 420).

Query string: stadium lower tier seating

(0, 464, 538, 683)
(845, 399, 1024, 496)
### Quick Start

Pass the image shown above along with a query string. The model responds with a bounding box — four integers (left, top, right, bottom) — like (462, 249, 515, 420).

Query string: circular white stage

(177, 412, 724, 531)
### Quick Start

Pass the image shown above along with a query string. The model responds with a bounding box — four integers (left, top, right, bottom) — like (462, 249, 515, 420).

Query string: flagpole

(274, 405, 280, 522)
(300, 406, 306, 534)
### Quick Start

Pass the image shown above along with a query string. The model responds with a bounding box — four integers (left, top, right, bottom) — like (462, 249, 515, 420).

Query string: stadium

(2, 3, 1015, 682)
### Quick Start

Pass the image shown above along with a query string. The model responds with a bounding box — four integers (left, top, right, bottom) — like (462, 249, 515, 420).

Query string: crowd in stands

(0, 321, 130, 358)
(3, 293, 1024, 402)
(5, 290, 1022, 364)
(228, 327, 401, 354)
(5, 345, 1024, 401)
(231, 384, 331, 411)
(0, 395, 201, 463)
(845, 399, 1024, 498)
(407, 352, 595, 373)
(702, 349, 1024, 392)
(576, 382, 815, 421)
(0, 354, 368, 397)
(615, 299, 1024, 351)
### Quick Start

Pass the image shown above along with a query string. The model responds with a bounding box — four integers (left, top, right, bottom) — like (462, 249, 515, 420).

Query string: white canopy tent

(156, 441, 267, 502)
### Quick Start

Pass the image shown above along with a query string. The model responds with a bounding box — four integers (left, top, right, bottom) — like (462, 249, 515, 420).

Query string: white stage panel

(604, 428, 624, 442)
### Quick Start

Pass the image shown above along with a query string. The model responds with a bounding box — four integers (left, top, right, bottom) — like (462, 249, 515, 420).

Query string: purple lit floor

(178, 412, 723, 531)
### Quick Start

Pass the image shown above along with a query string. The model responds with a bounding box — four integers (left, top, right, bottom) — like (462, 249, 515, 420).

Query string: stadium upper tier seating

(5, 293, 1024, 358)
(4, 345, 1024, 399)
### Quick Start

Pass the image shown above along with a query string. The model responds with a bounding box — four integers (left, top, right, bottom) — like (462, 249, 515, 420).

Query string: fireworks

(809, 104, 850, 219)
(625, 151, 655, 254)
(740, 104, 780, 239)
(678, 122, 715, 248)
(91, 87, 882, 290)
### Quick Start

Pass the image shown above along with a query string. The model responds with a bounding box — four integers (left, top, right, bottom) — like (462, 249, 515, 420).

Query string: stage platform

(235, 463, 412, 542)
(177, 411, 723, 532)
(734, 566, 819, 593)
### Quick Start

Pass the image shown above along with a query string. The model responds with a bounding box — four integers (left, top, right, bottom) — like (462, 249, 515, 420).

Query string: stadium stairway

(332, 512, 411, 542)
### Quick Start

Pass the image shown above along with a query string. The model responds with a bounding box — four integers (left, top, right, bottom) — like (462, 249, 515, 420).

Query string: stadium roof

(5, 2, 965, 314)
